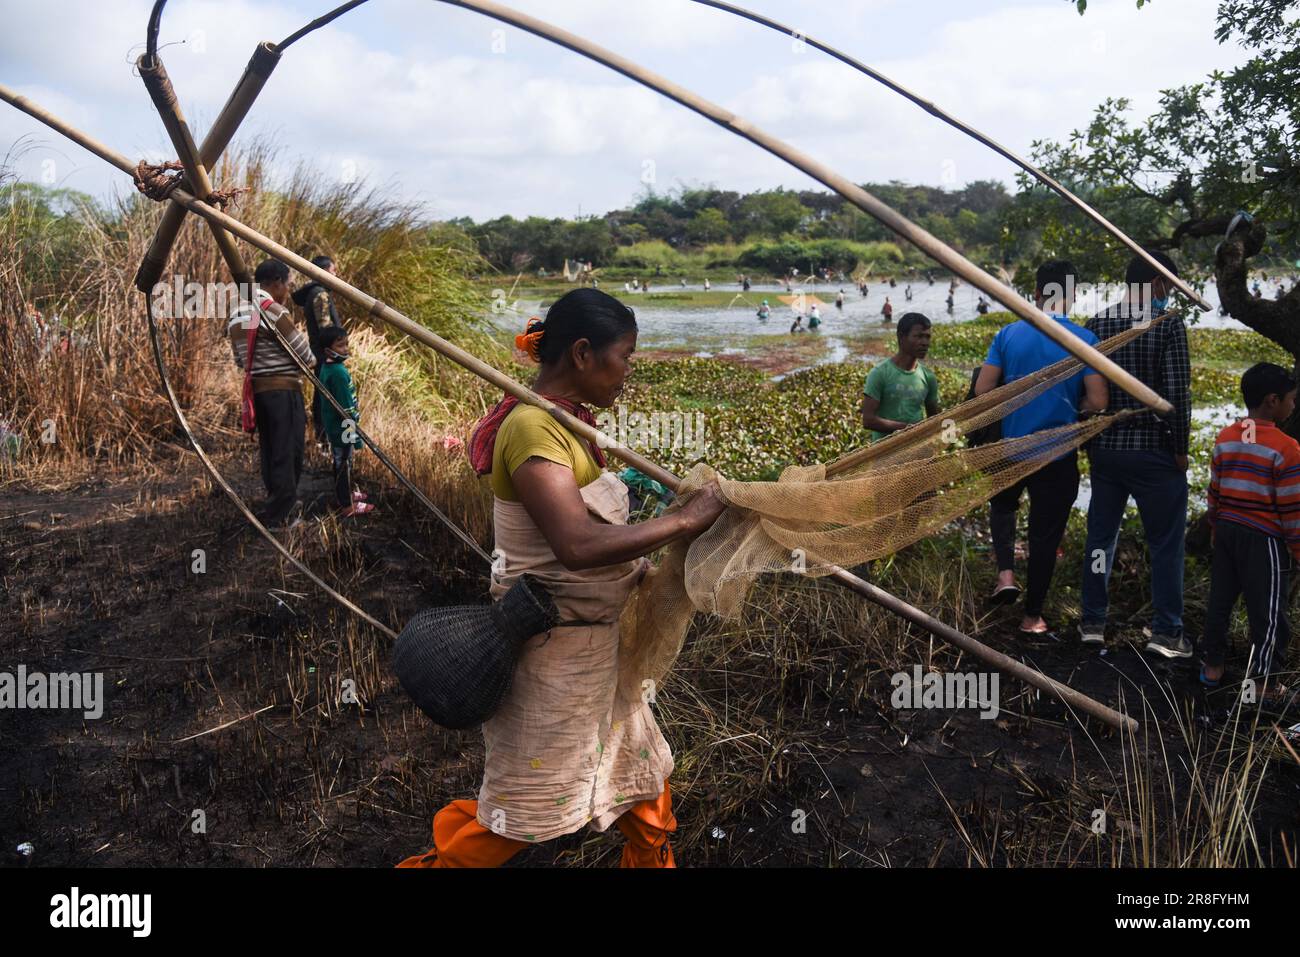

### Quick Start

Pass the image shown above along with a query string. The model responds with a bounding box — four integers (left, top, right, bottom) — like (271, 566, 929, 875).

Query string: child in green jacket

(317, 327, 375, 517)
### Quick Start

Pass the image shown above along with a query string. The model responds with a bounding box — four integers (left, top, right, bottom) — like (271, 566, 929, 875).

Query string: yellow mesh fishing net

(617, 319, 1162, 697)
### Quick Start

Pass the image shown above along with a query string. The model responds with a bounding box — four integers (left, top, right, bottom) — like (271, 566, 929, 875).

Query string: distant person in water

(757, 299, 771, 321)
(704, 278, 711, 291)
(809, 303, 821, 329)
(742, 275, 751, 291)
(862, 312, 939, 442)
(881, 297, 893, 325)
(976, 296, 990, 316)
(946, 293, 955, 314)
(836, 290, 845, 310)
(905, 285, 913, 302)
(790, 312, 804, 334)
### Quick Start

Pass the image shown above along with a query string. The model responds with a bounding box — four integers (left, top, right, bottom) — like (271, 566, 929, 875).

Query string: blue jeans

(1081, 447, 1188, 636)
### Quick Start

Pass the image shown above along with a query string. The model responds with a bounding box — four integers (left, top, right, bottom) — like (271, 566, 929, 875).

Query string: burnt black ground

(2, 439, 1297, 868)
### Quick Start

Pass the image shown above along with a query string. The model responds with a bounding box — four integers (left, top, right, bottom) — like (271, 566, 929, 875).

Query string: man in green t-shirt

(862, 312, 940, 441)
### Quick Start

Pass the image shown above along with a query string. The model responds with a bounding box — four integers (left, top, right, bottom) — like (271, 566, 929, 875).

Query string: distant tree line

(449, 180, 1017, 275)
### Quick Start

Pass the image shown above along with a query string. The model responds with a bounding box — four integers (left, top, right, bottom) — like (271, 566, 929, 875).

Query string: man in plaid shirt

(1080, 250, 1193, 657)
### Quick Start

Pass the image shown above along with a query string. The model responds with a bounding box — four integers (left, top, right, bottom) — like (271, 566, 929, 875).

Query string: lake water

(497, 276, 1290, 367)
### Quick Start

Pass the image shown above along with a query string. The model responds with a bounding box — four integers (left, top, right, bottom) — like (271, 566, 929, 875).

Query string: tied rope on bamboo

(133, 158, 245, 208)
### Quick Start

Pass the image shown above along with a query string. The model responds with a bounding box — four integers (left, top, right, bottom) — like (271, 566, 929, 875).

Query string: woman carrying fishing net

(397, 288, 726, 868)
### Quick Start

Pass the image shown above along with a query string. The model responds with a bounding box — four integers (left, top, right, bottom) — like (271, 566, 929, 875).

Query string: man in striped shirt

(1080, 250, 1192, 656)
(228, 259, 316, 528)
(1200, 363, 1299, 704)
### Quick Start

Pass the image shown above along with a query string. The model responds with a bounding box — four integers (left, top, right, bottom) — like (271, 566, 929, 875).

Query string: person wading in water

(398, 288, 726, 868)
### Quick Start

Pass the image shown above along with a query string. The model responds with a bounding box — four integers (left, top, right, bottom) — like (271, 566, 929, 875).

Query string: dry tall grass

(0, 145, 503, 481)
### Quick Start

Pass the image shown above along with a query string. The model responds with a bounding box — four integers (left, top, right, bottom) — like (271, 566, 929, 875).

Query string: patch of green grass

(926, 313, 1016, 364)
(1188, 327, 1291, 367)
(628, 290, 777, 309)
(627, 356, 768, 403)
(1191, 366, 1241, 406)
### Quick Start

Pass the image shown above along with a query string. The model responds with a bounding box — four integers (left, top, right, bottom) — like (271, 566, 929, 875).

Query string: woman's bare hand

(678, 481, 727, 534)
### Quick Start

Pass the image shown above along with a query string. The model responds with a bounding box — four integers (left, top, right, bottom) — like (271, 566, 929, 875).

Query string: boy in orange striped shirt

(1200, 362, 1299, 708)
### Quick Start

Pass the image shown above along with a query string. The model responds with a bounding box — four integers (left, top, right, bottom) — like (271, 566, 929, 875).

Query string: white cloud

(0, 0, 1255, 220)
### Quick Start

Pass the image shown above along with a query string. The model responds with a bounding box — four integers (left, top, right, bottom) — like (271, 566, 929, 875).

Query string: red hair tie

(514, 316, 545, 363)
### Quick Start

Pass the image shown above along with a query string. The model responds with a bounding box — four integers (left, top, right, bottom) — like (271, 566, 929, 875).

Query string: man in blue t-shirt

(972, 261, 1108, 639)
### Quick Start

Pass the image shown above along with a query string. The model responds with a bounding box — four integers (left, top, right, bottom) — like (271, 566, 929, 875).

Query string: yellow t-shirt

(490, 404, 602, 501)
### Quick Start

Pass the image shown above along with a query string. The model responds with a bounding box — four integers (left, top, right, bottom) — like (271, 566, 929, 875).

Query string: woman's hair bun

(515, 316, 546, 363)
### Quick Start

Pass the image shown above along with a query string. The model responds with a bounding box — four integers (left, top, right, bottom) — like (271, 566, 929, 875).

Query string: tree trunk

(1213, 221, 1300, 438)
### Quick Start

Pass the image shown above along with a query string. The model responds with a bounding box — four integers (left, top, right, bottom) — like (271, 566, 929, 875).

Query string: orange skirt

(396, 779, 677, 868)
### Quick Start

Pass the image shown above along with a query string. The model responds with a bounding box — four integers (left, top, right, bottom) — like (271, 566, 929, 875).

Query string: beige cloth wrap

(476, 471, 674, 843)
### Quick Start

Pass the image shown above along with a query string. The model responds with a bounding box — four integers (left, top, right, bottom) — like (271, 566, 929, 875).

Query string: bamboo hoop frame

(131, 33, 1135, 736)
(0, 80, 1137, 731)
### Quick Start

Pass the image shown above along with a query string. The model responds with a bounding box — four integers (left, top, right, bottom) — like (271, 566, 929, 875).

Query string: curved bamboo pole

(233, 0, 1173, 414)
(431, 0, 1169, 416)
(141, 287, 399, 640)
(687, 0, 1212, 312)
(179, 0, 1206, 316)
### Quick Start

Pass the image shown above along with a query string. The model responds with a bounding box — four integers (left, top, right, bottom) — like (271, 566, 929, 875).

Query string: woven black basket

(392, 574, 559, 729)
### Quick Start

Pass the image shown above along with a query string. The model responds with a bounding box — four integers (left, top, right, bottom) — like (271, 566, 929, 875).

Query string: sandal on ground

(1017, 625, 1060, 642)
(990, 583, 1021, 606)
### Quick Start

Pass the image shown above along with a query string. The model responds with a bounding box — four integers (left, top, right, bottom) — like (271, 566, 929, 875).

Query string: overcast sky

(1, 0, 1247, 221)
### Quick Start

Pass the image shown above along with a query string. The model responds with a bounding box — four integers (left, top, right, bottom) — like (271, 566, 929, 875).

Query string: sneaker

(1145, 632, 1193, 659)
(1080, 624, 1105, 645)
